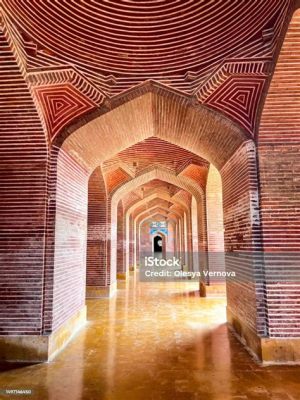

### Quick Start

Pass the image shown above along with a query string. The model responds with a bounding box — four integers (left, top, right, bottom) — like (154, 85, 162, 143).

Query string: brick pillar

(128, 214, 135, 271)
(206, 165, 226, 292)
(123, 213, 134, 273)
(86, 167, 111, 297)
(178, 217, 184, 264)
(166, 221, 176, 255)
(133, 216, 138, 267)
(174, 222, 179, 258)
(253, 9, 300, 363)
(186, 210, 194, 271)
(116, 201, 126, 278)
(134, 217, 141, 268)
(221, 141, 266, 359)
(139, 220, 151, 254)
(179, 218, 183, 259)
(48, 149, 89, 329)
(0, 25, 76, 363)
(105, 197, 118, 295)
(191, 197, 199, 271)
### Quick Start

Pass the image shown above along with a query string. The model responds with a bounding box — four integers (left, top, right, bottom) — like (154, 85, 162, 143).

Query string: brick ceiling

(1, 0, 293, 144)
(121, 179, 191, 218)
(103, 137, 209, 195)
(2, 0, 289, 92)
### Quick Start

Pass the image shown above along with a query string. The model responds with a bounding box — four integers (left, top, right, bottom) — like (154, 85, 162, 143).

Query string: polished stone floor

(1, 275, 300, 400)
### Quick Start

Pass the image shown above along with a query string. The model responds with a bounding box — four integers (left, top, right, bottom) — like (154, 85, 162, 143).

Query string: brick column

(254, 9, 300, 363)
(221, 141, 266, 359)
(205, 165, 226, 295)
(86, 167, 111, 297)
(116, 201, 126, 278)
(128, 215, 135, 271)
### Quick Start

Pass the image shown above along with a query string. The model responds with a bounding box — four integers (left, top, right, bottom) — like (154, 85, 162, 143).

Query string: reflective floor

(1, 275, 300, 400)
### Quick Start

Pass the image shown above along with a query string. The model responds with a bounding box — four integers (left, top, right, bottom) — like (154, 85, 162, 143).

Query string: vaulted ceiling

(1, 0, 295, 144)
(103, 137, 209, 194)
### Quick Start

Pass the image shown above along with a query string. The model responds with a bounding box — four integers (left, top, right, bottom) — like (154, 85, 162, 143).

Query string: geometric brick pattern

(2, 0, 289, 96)
(29, 67, 105, 140)
(33, 84, 96, 141)
(203, 76, 267, 135)
(2, 0, 291, 137)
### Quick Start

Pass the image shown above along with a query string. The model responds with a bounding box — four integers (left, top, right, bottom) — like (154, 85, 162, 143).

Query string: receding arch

(138, 211, 178, 260)
(139, 214, 171, 257)
(109, 169, 203, 279)
(116, 192, 185, 274)
(134, 203, 183, 268)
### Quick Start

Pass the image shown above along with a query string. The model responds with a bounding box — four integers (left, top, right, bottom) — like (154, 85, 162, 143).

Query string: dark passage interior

(153, 235, 163, 253)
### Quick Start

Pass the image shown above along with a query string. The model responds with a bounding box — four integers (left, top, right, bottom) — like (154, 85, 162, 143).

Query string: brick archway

(42, 85, 263, 362)
(108, 167, 205, 285)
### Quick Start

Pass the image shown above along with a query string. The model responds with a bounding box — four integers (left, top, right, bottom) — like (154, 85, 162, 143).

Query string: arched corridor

(1, 1, 300, 398)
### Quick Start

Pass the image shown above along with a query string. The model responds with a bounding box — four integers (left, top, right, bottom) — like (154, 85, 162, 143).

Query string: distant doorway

(153, 235, 163, 253)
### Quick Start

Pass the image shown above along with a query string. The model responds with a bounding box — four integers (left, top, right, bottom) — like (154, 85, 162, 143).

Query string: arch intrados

(125, 191, 189, 220)
(132, 201, 185, 222)
(135, 205, 182, 225)
(111, 168, 203, 212)
(57, 82, 251, 171)
(123, 191, 179, 213)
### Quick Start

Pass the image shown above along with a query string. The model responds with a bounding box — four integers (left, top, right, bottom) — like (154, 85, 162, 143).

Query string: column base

(227, 307, 300, 364)
(0, 306, 86, 363)
(86, 281, 117, 298)
(129, 265, 135, 272)
(199, 281, 206, 297)
(117, 271, 129, 280)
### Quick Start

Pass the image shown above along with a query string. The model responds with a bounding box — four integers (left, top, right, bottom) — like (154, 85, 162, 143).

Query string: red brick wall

(257, 9, 300, 337)
(0, 25, 48, 335)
